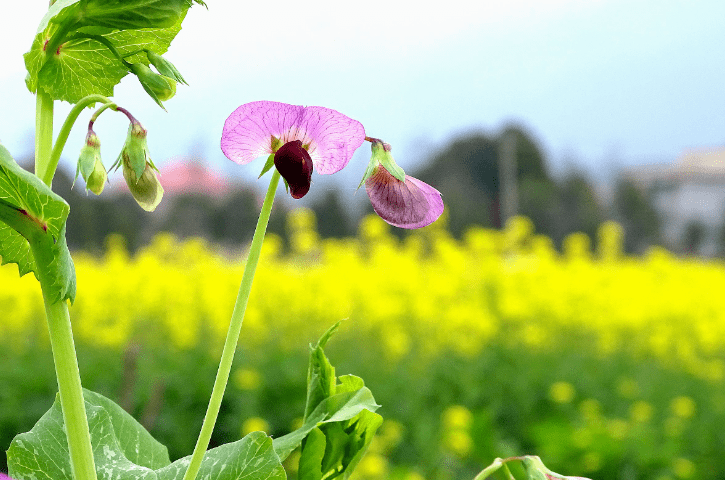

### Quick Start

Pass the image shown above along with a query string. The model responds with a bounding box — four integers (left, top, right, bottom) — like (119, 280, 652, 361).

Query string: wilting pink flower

(221, 101, 365, 198)
(363, 139, 443, 229)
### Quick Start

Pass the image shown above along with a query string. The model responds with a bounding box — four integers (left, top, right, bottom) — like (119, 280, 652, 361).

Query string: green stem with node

(183, 169, 282, 480)
(34, 92, 99, 480)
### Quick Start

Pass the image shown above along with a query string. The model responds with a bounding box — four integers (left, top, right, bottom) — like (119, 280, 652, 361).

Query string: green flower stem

(43, 94, 114, 186)
(34, 91, 54, 185)
(183, 169, 282, 480)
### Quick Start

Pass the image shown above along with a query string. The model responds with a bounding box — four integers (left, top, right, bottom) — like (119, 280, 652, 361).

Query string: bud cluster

(75, 106, 164, 212)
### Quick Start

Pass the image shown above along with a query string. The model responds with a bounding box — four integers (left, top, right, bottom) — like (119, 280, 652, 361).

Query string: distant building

(112, 156, 235, 201)
(627, 148, 725, 255)
(110, 156, 255, 243)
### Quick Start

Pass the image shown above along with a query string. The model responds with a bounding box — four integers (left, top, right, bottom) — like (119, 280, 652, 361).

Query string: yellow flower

(670, 396, 696, 419)
(241, 417, 270, 436)
(233, 368, 262, 391)
(549, 381, 576, 404)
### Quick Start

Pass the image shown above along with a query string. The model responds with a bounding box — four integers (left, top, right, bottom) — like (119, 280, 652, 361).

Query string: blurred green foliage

(2, 215, 723, 479)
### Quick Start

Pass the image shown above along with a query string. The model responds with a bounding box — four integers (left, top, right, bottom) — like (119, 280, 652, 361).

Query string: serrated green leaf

(33, 222, 77, 304)
(336, 409, 383, 479)
(274, 323, 381, 472)
(0, 145, 69, 239)
(298, 428, 325, 480)
(8, 389, 170, 480)
(273, 383, 380, 462)
(8, 389, 286, 480)
(0, 221, 35, 278)
(0, 145, 75, 302)
(157, 432, 286, 480)
(79, 0, 190, 30)
(24, 0, 188, 103)
(304, 322, 340, 419)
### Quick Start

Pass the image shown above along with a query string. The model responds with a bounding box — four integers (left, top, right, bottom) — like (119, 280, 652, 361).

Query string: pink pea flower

(221, 101, 365, 198)
(220, 101, 443, 228)
(362, 138, 443, 229)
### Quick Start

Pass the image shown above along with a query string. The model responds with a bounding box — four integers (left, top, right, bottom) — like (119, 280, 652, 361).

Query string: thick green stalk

(39, 290, 98, 480)
(35, 91, 54, 185)
(183, 170, 281, 480)
(34, 91, 98, 480)
(30, 237, 97, 480)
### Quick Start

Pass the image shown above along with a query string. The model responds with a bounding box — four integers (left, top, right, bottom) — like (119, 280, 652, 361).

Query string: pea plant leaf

(24, 0, 201, 104)
(8, 389, 286, 480)
(273, 323, 383, 479)
(156, 434, 286, 480)
(0, 144, 75, 303)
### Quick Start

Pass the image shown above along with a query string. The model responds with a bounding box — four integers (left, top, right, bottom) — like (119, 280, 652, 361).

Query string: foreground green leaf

(8, 389, 285, 480)
(24, 0, 199, 103)
(273, 323, 383, 479)
(8, 389, 170, 480)
(0, 144, 75, 303)
(157, 434, 285, 480)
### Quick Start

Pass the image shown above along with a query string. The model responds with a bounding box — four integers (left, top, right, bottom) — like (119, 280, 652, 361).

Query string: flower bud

(76, 131, 107, 195)
(116, 123, 152, 180)
(114, 121, 164, 211)
(130, 63, 177, 108)
(358, 138, 406, 188)
(146, 51, 188, 85)
(362, 139, 443, 229)
(122, 161, 164, 212)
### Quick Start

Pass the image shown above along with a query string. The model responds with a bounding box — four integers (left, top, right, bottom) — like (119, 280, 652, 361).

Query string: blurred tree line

(23, 125, 664, 255)
(414, 125, 661, 254)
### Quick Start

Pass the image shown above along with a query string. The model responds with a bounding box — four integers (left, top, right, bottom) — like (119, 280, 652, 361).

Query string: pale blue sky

(1, 1, 724, 192)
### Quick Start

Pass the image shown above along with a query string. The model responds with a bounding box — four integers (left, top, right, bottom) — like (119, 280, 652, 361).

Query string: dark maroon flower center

(274, 140, 313, 199)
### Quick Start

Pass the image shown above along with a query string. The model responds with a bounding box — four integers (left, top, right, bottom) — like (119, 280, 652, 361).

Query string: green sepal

(23, 0, 196, 103)
(371, 140, 406, 182)
(357, 156, 378, 190)
(76, 134, 107, 195)
(0, 145, 76, 303)
(115, 123, 150, 180)
(8, 388, 285, 480)
(147, 50, 187, 85)
(259, 154, 276, 179)
(270, 135, 282, 152)
(130, 63, 176, 109)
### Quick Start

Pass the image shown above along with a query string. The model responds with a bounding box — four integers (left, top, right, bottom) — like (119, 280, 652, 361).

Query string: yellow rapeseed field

(2, 211, 725, 384)
(3, 211, 725, 479)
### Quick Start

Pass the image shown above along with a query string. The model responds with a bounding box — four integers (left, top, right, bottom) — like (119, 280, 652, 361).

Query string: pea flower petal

(274, 140, 313, 199)
(221, 100, 365, 174)
(366, 165, 444, 229)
